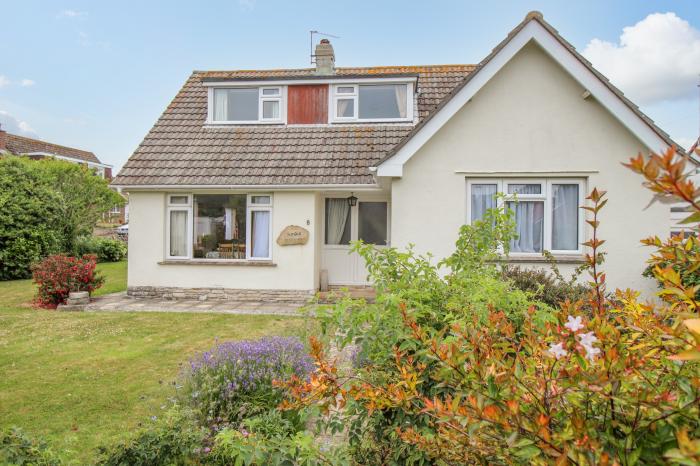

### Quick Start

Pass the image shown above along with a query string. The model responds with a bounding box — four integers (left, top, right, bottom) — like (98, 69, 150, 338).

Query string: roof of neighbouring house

(112, 65, 475, 187)
(113, 11, 687, 188)
(3, 132, 102, 164)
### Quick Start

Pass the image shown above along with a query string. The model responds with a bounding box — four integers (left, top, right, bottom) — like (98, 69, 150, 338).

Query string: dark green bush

(0, 157, 64, 280)
(501, 265, 590, 307)
(96, 409, 205, 466)
(75, 236, 127, 262)
(0, 427, 61, 466)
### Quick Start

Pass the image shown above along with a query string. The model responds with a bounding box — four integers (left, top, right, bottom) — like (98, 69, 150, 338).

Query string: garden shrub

(181, 336, 314, 425)
(209, 428, 349, 466)
(0, 157, 64, 280)
(96, 408, 205, 466)
(31, 254, 104, 307)
(74, 236, 127, 262)
(642, 233, 700, 290)
(501, 264, 590, 308)
(0, 427, 61, 466)
(296, 206, 562, 463)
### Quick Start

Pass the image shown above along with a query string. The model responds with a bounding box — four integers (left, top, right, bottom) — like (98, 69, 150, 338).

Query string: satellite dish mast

(310, 30, 340, 64)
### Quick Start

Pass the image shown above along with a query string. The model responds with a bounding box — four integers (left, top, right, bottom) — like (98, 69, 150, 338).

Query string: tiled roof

(113, 65, 475, 186)
(4, 132, 101, 164)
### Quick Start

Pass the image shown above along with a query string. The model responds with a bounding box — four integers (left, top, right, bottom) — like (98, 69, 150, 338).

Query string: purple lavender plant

(182, 336, 314, 423)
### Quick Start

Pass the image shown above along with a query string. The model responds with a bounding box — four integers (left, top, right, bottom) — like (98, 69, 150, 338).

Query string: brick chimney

(0, 124, 7, 151)
(314, 39, 335, 75)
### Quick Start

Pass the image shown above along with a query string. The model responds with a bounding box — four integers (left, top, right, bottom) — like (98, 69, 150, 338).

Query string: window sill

(158, 260, 277, 267)
(330, 119, 413, 124)
(492, 254, 586, 264)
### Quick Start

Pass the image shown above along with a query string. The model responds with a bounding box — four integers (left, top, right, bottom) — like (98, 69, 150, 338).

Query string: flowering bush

(280, 153, 700, 465)
(31, 254, 104, 307)
(181, 336, 314, 425)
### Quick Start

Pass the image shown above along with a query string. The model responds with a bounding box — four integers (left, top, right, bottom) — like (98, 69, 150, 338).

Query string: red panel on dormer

(287, 85, 328, 124)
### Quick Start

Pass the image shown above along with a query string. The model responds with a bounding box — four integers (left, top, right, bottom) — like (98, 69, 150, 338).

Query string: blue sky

(1, 0, 699, 172)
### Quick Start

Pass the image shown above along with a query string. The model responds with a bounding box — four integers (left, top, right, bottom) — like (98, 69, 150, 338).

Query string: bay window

(467, 179, 584, 254)
(211, 87, 284, 123)
(332, 83, 412, 122)
(165, 193, 273, 261)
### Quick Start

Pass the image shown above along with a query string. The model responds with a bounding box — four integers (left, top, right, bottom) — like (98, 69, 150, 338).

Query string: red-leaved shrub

(31, 254, 104, 308)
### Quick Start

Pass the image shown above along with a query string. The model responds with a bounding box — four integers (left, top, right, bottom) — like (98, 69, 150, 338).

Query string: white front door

(321, 196, 390, 286)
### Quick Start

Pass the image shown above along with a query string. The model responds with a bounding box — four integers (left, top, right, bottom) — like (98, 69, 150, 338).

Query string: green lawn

(0, 261, 315, 464)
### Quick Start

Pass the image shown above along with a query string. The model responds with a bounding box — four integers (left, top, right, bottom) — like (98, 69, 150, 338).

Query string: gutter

(112, 183, 384, 192)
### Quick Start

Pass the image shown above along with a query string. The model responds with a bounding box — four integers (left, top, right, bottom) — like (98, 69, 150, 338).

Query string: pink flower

(564, 315, 585, 332)
(578, 332, 600, 361)
(548, 342, 568, 359)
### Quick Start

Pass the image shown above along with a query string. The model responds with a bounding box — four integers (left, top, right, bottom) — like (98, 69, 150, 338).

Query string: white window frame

(322, 196, 391, 248)
(207, 86, 286, 125)
(466, 178, 585, 256)
(165, 194, 192, 260)
(245, 194, 273, 260)
(259, 87, 283, 122)
(332, 85, 358, 121)
(164, 193, 274, 262)
(330, 82, 413, 123)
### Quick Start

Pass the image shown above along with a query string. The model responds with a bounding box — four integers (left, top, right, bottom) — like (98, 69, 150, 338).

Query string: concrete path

(85, 292, 305, 316)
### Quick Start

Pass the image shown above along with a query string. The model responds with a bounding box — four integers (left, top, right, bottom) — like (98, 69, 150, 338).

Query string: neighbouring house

(113, 12, 690, 302)
(0, 125, 128, 224)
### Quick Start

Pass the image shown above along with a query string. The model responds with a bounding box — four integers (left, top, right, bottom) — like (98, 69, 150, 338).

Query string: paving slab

(85, 292, 306, 316)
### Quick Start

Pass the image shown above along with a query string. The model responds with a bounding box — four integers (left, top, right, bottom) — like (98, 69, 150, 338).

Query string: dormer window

(205, 79, 414, 125)
(331, 83, 412, 122)
(211, 86, 285, 124)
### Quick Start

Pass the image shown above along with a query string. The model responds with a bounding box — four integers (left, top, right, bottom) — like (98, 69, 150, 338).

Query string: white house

(113, 12, 689, 302)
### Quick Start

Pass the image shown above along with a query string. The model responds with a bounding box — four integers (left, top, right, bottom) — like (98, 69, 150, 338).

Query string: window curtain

(509, 201, 544, 253)
(214, 89, 228, 121)
(326, 199, 350, 245)
(224, 207, 236, 240)
(169, 210, 188, 256)
(337, 99, 352, 118)
(470, 184, 498, 222)
(394, 84, 407, 118)
(251, 210, 270, 258)
(552, 184, 578, 250)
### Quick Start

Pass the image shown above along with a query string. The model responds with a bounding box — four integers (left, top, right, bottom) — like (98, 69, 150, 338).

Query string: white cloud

(0, 75, 10, 87)
(78, 30, 90, 46)
(20, 79, 35, 87)
(57, 9, 87, 19)
(238, 0, 256, 10)
(0, 111, 37, 135)
(583, 12, 700, 105)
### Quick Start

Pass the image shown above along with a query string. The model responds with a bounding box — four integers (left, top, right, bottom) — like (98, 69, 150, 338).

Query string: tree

(39, 158, 124, 253)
